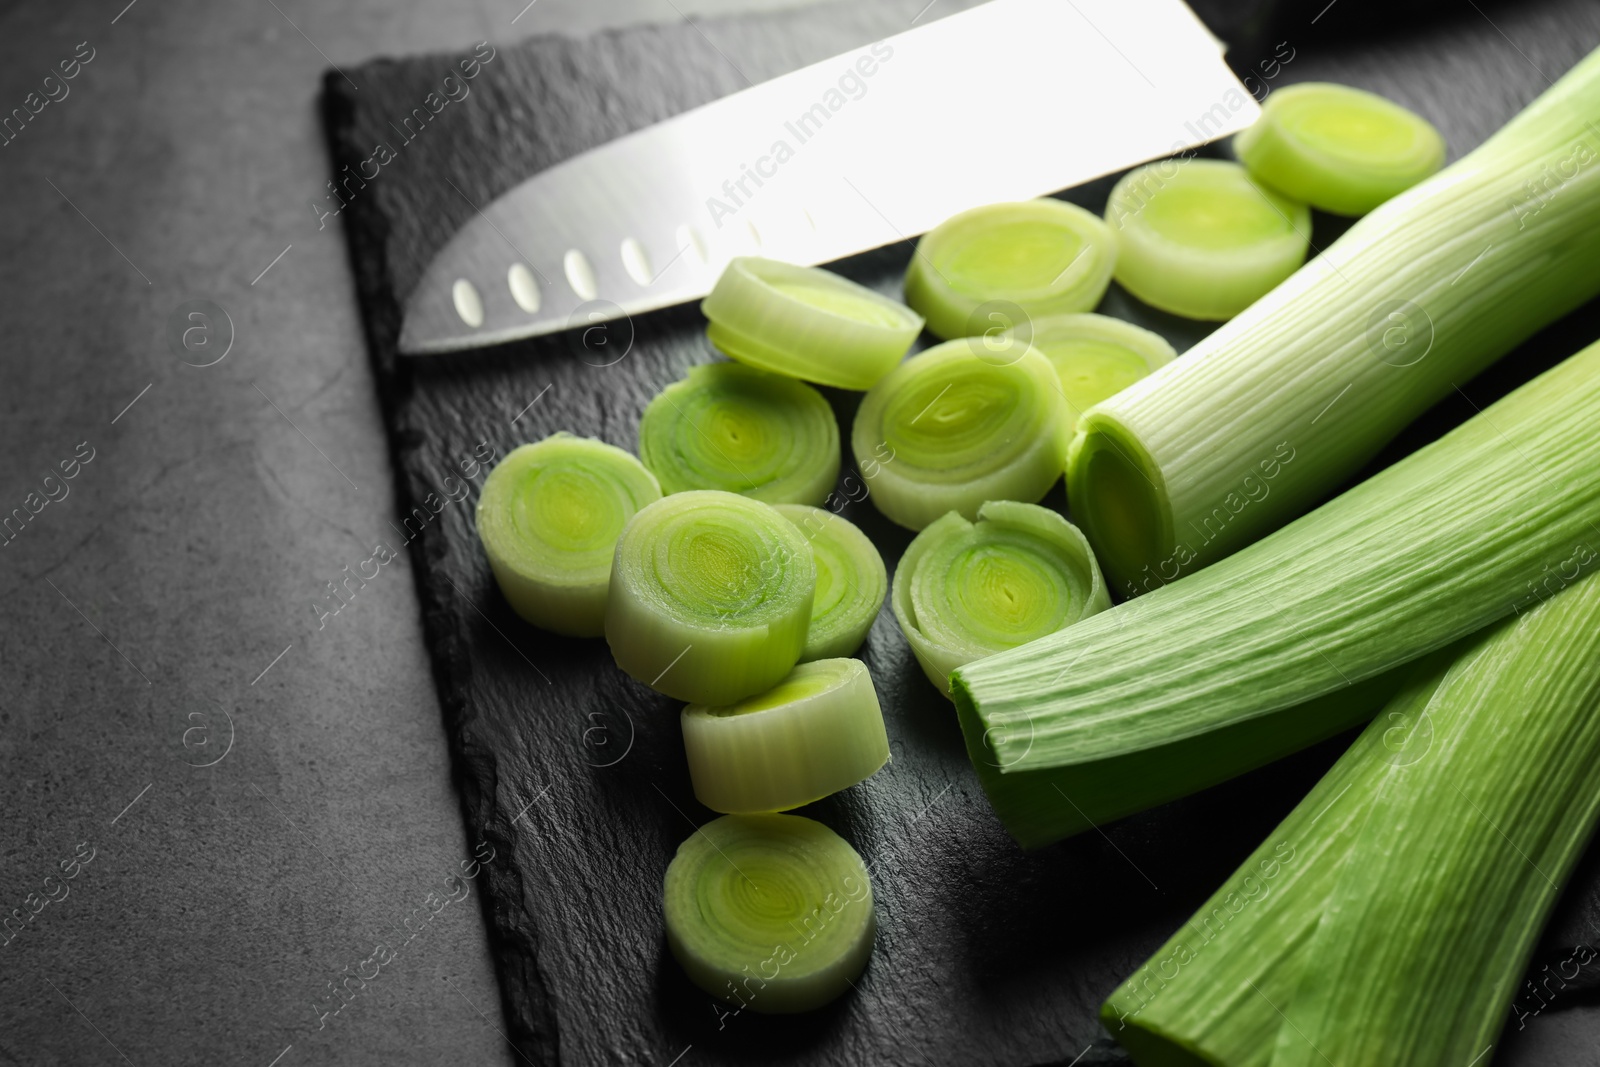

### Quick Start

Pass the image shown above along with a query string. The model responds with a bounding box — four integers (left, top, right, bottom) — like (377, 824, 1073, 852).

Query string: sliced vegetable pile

(468, 48, 1600, 1048)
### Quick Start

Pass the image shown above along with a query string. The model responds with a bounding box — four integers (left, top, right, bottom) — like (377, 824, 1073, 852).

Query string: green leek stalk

(1069, 45, 1600, 595)
(1104, 566, 1600, 1067)
(954, 337, 1600, 847)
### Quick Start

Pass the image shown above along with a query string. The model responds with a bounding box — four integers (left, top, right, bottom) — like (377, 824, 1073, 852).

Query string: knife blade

(399, 0, 1258, 355)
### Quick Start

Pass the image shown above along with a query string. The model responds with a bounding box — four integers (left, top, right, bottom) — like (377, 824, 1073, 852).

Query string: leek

(681, 658, 890, 814)
(903, 199, 1117, 341)
(850, 339, 1068, 530)
(1021, 313, 1174, 435)
(475, 433, 661, 637)
(893, 500, 1108, 695)
(663, 813, 875, 1014)
(1104, 567, 1600, 1067)
(606, 490, 814, 705)
(772, 504, 887, 660)
(1071, 46, 1600, 593)
(638, 362, 839, 506)
(1104, 159, 1310, 321)
(1235, 82, 1446, 216)
(954, 338, 1600, 847)
(702, 257, 923, 390)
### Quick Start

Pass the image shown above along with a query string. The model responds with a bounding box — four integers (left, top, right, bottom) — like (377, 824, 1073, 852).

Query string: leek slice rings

(475, 433, 661, 637)
(904, 199, 1117, 340)
(891, 500, 1109, 694)
(681, 658, 890, 814)
(703, 257, 923, 390)
(851, 339, 1069, 530)
(663, 813, 875, 1013)
(639, 362, 839, 506)
(1105, 159, 1310, 321)
(606, 490, 814, 704)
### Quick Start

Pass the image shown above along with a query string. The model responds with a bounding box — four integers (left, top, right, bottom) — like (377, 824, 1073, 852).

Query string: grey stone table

(0, 2, 802, 1065)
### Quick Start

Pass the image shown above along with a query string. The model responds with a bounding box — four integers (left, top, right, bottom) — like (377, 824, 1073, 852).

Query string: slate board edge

(319, 65, 563, 1066)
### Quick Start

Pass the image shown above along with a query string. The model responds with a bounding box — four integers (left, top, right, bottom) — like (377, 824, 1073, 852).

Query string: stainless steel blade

(400, 0, 1259, 355)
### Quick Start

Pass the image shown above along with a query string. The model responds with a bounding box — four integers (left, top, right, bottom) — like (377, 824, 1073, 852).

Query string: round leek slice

(1022, 313, 1175, 434)
(638, 362, 839, 506)
(663, 813, 875, 1013)
(606, 490, 815, 704)
(1235, 82, 1446, 216)
(904, 199, 1118, 340)
(476, 433, 662, 637)
(1105, 158, 1310, 321)
(772, 505, 887, 660)
(891, 500, 1109, 694)
(850, 339, 1069, 530)
(681, 658, 890, 814)
(702, 257, 923, 390)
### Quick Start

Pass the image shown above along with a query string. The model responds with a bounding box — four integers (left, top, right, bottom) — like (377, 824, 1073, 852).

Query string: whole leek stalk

(954, 338, 1600, 847)
(1069, 44, 1600, 594)
(1104, 566, 1600, 1066)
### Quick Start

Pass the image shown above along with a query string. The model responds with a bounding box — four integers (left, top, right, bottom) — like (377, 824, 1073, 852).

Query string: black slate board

(320, 2, 1600, 1063)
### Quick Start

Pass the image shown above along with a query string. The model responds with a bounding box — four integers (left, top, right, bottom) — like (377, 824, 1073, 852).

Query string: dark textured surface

(322, 1, 1600, 1064)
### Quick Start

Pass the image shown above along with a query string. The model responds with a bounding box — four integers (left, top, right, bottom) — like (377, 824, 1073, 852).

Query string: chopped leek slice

(681, 658, 890, 813)
(1020, 313, 1175, 435)
(702, 257, 923, 390)
(1235, 82, 1447, 216)
(772, 505, 887, 660)
(893, 501, 1109, 695)
(606, 490, 814, 705)
(850, 339, 1069, 530)
(1072, 48, 1600, 592)
(1105, 568, 1600, 1066)
(904, 199, 1117, 340)
(663, 813, 875, 1014)
(1105, 158, 1310, 321)
(638, 362, 839, 506)
(955, 337, 1600, 847)
(475, 433, 662, 637)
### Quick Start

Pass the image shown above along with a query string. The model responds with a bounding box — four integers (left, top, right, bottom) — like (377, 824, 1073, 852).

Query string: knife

(399, 0, 1258, 355)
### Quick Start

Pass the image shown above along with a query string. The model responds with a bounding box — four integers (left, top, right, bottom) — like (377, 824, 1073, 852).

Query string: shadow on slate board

(320, 0, 1600, 1062)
